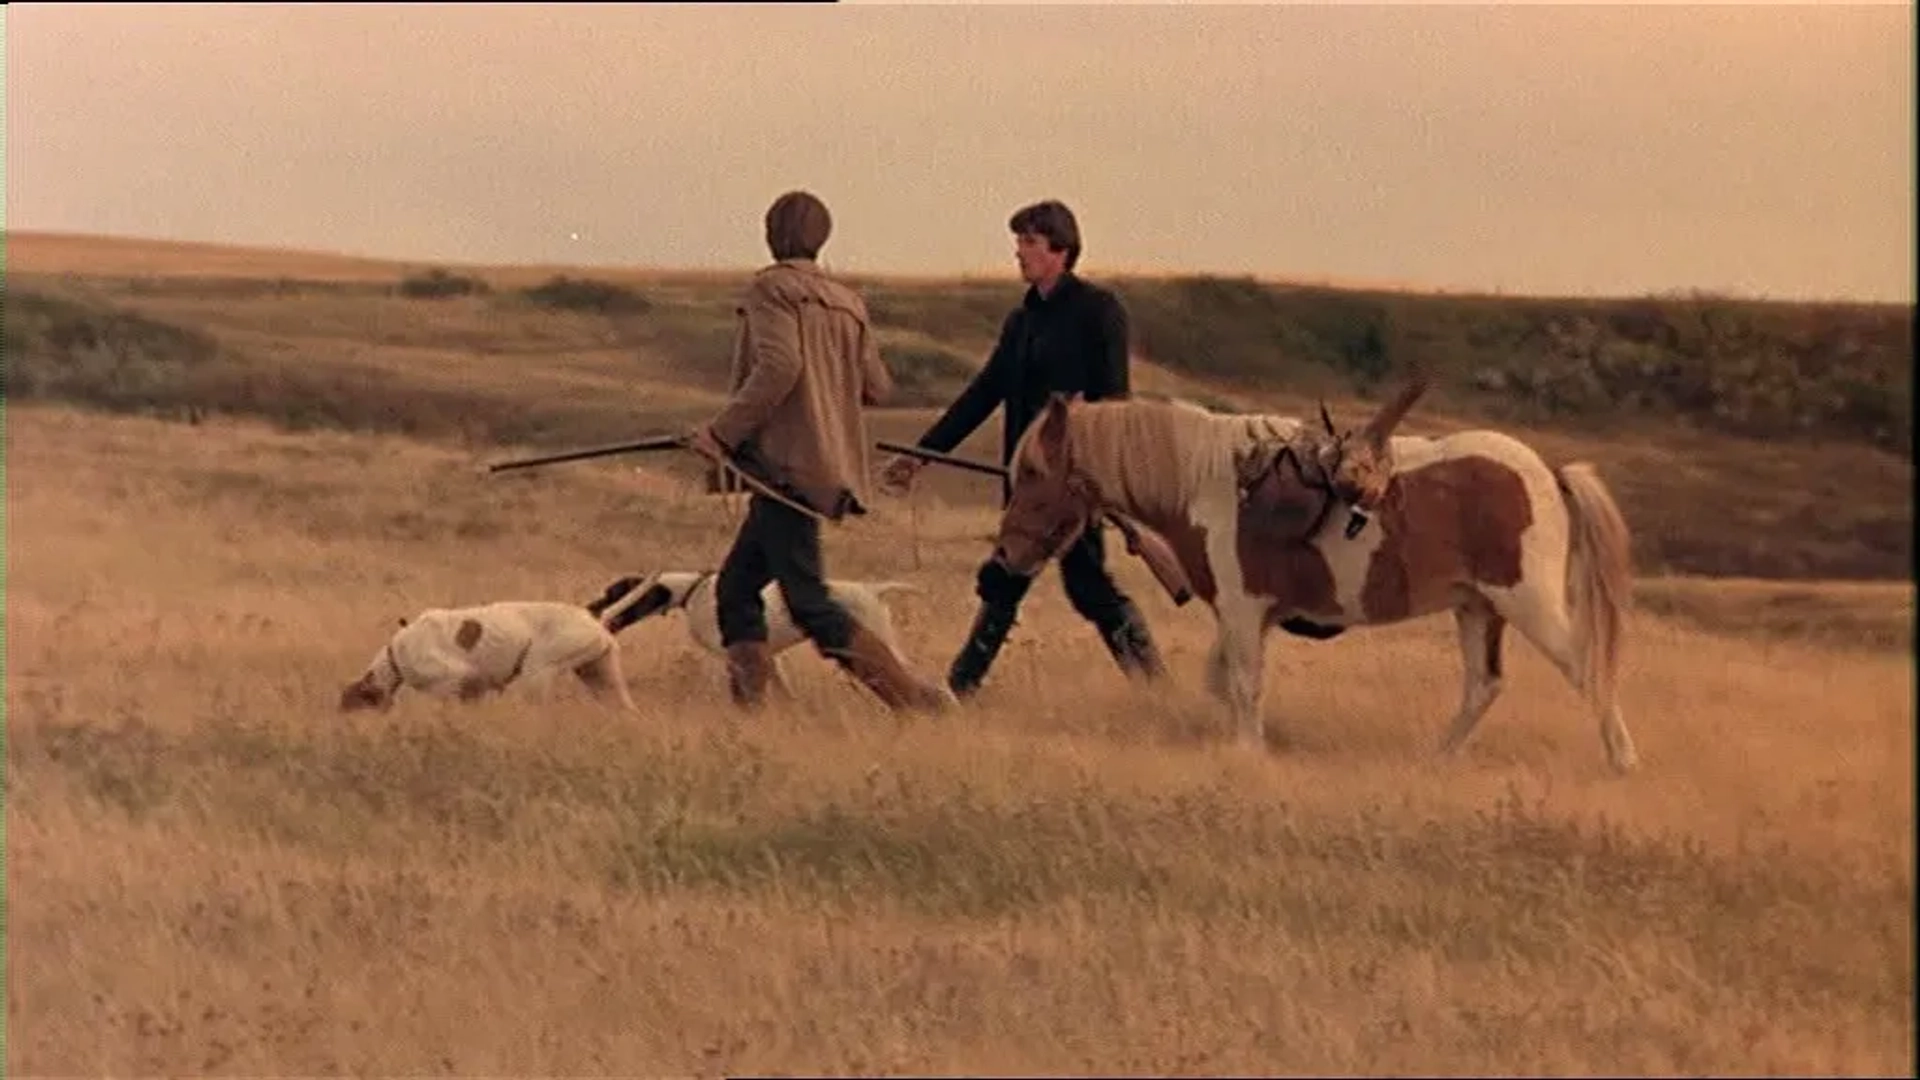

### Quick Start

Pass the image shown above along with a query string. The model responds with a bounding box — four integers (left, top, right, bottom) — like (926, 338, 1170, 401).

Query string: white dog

(339, 601, 639, 714)
(586, 571, 926, 696)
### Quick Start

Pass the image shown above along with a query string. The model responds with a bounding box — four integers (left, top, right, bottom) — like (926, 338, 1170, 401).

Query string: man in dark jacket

(878, 199, 1167, 699)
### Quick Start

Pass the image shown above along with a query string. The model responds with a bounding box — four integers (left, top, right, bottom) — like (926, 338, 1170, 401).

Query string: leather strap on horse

(1103, 510, 1196, 607)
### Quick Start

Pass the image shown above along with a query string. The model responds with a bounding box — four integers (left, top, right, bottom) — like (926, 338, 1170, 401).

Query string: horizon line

(6, 228, 1909, 309)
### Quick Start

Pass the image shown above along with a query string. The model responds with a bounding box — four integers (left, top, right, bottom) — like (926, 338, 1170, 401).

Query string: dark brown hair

(765, 190, 833, 261)
(1008, 200, 1081, 270)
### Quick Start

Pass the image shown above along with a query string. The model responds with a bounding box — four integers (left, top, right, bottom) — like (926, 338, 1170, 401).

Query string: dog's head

(337, 671, 393, 713)
(586, 571, 710, 634)
(339, 624, 413, 714)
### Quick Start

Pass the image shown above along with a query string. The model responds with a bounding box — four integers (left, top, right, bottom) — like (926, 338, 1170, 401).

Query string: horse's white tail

(1555, 462, 1633, 715)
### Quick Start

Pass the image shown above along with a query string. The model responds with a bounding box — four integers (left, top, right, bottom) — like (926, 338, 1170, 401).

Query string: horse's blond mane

(1014, 397, 1303, 517)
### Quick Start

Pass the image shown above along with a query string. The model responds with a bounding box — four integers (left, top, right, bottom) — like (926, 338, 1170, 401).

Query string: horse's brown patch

(454, 618, 485, 651)
(1240, 447, 1336, 546)
(1360, 455, 1533, 622)
(1236, 519, 1343, 619)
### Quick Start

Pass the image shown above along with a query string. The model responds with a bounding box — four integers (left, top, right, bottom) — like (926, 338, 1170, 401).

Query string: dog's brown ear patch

(454, 619, 485, 650)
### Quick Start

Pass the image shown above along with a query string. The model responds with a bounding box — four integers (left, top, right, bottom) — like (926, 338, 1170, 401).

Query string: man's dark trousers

(715, 494, 856, 653)
(948, 517, 1164, 697)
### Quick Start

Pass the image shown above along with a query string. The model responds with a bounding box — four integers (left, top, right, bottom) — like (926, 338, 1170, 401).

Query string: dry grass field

(7, 399, 1913, 1076)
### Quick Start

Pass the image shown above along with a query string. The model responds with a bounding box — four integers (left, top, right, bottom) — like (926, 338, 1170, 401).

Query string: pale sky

(7, 2, 1914, 302)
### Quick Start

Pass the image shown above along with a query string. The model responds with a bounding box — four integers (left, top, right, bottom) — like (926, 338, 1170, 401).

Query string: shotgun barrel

(486, 434, 688, 473)
(874, 439, 1009, 479)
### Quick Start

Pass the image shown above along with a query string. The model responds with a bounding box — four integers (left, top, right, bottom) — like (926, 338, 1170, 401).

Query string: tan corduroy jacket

(708, 258, 893, 520)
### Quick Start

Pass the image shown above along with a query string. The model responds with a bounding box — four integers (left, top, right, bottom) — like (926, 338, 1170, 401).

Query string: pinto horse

(988, 378, 1640, 773)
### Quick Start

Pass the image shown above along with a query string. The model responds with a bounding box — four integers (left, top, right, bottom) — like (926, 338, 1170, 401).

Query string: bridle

(1005, 447, 1106, 559)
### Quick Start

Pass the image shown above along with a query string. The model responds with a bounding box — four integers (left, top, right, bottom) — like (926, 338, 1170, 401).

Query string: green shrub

(396, 268, 490, 299)
(881, 342, 977, 408)
(521, 276, 651, 315)
(5, 289, 222, 410)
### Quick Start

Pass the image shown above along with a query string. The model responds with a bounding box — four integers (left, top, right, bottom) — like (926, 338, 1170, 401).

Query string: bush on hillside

(397, 268, 490, 299)
(881, 343, 977, 408)
(1104, 275, 1910, 458)
(5, 290, 222, 411)
(521, 276, 651, 315)
(1480, 305, 1912, 456)
(1119, 276, 1392, 393)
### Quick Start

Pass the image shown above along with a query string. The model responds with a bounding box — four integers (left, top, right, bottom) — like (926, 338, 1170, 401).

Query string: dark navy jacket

(912, 272, 1131, 504)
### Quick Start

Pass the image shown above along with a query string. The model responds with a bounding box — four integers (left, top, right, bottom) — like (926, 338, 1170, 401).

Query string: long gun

(485, 433, 689, 473)
(489, 436, 1010, 477)
(874, 440, 1008, 479)
(486, 433, 825, 522)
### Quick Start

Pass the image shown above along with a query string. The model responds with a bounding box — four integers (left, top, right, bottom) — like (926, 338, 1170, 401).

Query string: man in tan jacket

(688, 190, 952, 714)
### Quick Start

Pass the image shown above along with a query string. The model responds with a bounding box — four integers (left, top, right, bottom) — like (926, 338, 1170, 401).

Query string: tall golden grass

(7, 402, 1914, 1076)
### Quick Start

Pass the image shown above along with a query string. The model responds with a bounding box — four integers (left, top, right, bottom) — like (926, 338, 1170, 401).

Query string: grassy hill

(6, 234, 1912, 1075)
(5, 231, 1913, 581)
(7, 401, 1912, 1075)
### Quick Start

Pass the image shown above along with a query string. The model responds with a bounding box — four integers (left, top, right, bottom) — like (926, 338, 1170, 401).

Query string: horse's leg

(1215, 607, 1270, 749)
(1491, 583, 1638, 773)
(1204, 636, 1231, 705)
(1438, 595, 1507, 756)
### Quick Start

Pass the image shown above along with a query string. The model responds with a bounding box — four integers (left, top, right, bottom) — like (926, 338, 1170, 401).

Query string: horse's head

(1312, 368, 1431, 527)
(990, 393, 1104, 578)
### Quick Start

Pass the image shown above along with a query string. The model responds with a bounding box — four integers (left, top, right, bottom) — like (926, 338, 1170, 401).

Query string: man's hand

(687, 425, 729, 464)
(878, 453, 923, 496)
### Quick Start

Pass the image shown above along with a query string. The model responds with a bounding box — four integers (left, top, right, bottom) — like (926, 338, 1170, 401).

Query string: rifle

(486, 432, 827, 522)
(485, 433, 689, 473)
(874, 440, 1009, 479)
(489, 436, 1011, 479)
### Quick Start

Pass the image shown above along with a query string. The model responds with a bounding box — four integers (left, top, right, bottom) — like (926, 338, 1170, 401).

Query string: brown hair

(1009, 200, 1082, 271)
(765, 190, 832, 261)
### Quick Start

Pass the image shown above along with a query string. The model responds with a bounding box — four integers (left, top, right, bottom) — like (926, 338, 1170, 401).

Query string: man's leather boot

(827, 625, 954, 714)
(1098, 600, 1169, 681)
(946, 601, 1019, 699)
(725, 640, 774, 709)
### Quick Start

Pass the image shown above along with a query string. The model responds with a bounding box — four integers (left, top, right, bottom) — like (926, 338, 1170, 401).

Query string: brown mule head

(991, 393, 1103, 577)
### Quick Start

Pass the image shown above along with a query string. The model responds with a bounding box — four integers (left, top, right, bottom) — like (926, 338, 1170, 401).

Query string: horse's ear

(1038, 393, 1072, 450)
(1319, 401, 1337, 436)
